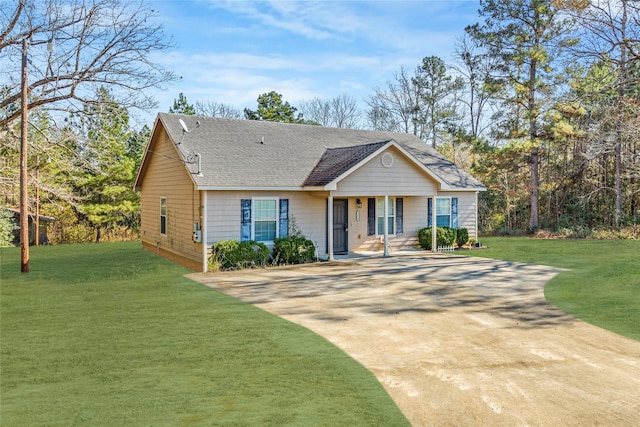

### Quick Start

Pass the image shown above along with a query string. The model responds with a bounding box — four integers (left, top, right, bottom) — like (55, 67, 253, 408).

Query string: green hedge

(456, 228, 469, 248)
(418, 227, 457, 250)
(209, 240, 270, 271)
(272, 235, 316, 265)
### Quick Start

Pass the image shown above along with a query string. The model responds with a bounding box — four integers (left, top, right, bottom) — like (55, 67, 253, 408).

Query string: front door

(333, 199, 348, 254)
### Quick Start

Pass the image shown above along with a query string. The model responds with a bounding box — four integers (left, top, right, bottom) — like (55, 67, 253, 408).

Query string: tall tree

(0, 0, 176, 129)
(298, 94, 361, 128)
(466, 0, 569, 231)
(414, 56, 462, 148)
(72, 87, 139, 242)
(365, 66, 425, 137)
(452, 34, 500, 139)
(568, 0, 640, 225)
(169, 93, 196, 115)
(244, 91, 306, 123)
(194, 100, 242, 119)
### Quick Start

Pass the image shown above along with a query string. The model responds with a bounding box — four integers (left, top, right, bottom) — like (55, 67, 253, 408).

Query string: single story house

(134, 113, 485, 271)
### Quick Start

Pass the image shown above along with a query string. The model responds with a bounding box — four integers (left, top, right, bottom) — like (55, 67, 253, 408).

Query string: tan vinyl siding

(403, 196, 429, 236)
(346, 196, 428, 249)
(206, 191, 328, 257)
(138, 128, 203, 270)
(334, 146, 437, 196)
(438, 191, 479, 239)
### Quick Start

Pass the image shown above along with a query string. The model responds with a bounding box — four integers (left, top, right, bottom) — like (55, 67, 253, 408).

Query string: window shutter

(427, 197, 433, 227)
(241, 199, 251, 241)
(452, 197, 458, 228)
(279, 199, 289, 238)
(367, 198, 375, 236)
(396, 198, 403, 234)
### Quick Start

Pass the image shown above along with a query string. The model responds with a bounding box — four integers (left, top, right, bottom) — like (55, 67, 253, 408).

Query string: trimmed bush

(441, 227, 457, 247)
(456, 227, 469, 248)
(209, 240, 269, 271)
(418, 227, 457, 250)
(272, 235, 316, 265)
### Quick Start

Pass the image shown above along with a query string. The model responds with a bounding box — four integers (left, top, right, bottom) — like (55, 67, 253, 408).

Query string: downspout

(202, 191, 208, 272)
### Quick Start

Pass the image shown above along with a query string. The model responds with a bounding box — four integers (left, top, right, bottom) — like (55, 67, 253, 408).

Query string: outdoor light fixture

(356, 198, 362, 208)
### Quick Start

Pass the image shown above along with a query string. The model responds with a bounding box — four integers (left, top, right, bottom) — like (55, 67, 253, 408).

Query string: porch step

(354, 236, 421, 253)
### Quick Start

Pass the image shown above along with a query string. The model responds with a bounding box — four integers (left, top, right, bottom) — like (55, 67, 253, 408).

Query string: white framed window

(252, 198, 278, 242)
(160, 197, 167, 235)
(436, 197, 451, 227)
(428, 196, 458, 228)
(376, 197, 395, 235)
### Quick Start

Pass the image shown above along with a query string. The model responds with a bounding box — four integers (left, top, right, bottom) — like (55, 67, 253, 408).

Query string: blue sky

(142, 0, 481, 125)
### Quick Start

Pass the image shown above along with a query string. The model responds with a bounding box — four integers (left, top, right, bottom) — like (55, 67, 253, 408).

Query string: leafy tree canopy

(169, 93, 196, 115)
(244, 91, 307, 124)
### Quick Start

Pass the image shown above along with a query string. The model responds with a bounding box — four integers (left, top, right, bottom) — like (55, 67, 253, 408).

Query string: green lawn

(464, 237, 640, 341)
(0, 242, 409, 426)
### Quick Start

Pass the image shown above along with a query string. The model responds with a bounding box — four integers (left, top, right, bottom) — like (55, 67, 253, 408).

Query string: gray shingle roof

(154, 113, 485, 190)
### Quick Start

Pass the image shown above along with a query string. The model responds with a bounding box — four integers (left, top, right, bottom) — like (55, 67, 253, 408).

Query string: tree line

(1, 0, 639, 245)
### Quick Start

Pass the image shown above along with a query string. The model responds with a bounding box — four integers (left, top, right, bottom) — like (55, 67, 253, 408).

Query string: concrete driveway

(190, 253, 640, 426)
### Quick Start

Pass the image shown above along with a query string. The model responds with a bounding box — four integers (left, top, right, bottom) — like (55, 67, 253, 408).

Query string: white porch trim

(327, 194, 334, 261)
(431, 195, 437, 253)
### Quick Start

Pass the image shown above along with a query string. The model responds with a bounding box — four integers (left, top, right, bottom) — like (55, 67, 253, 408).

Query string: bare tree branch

(0, 0, 177, 128)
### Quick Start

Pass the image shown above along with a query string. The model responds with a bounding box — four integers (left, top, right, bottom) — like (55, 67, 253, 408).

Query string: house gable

(304, 140, 446, 195)
(136, 123, 203, 271)
(332, 144, 439, 196)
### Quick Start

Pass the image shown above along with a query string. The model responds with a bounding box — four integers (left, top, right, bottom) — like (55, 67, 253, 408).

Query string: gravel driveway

(190, 253, 640, 426)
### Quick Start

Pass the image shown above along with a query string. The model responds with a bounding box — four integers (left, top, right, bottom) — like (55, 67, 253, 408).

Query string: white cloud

(139, 0, 481, 126)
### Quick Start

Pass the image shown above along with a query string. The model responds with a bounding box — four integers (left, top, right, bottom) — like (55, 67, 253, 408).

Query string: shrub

(455, 227, 469, 248)
(272, 235, 316, 265)
(418, 227, 457, 250)
(441, 227, 457, 247)
(209, 240, 269, 271)
(0, 208, 17, 247)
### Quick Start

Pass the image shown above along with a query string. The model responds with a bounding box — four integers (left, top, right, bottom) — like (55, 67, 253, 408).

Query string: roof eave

(134, 114, 163, 191)
(197, 186, 307, 191)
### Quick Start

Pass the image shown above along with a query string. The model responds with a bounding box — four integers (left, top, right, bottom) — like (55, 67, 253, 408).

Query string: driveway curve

(190, 253, 640, 426)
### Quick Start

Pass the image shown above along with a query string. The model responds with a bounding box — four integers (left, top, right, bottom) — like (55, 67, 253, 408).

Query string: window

(436, 197, 451, 227)
(160, 198, 167, 235)
(253, 199, 277, 242)
(241, 198, 289, 243)
(368, 198, 403, 236)
(428, 197, 458, 228)
(376, 197, 395, 235)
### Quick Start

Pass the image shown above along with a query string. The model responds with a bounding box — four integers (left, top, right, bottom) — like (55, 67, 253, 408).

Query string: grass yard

(464, 237, 640, 341)
(0, 242, 409, 426)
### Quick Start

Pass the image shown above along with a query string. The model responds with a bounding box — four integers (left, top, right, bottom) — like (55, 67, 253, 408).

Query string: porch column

(384, 195, 389, 257)
(475, 191, 479, 242)
(328, 194, 334, 261)
(432, 195, 437, 253)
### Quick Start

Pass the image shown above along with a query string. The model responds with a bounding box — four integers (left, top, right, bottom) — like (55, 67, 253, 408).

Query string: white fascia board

(134, 114, 162, 191)
(438, 187, 487, 193)
(196, 186, 304, 191)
